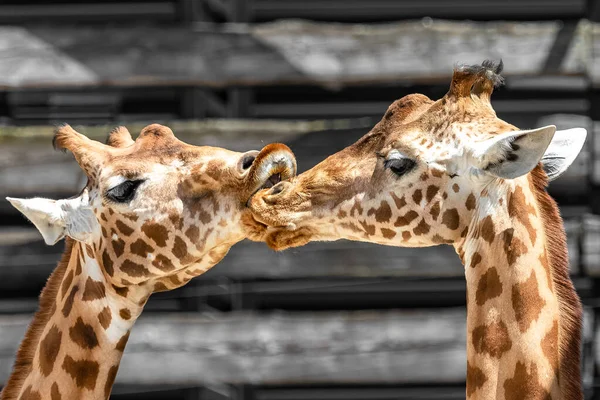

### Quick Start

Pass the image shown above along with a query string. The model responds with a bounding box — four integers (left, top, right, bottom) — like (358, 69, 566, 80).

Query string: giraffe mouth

(261, 173, 282, 189)
(247, 143, 296, 196)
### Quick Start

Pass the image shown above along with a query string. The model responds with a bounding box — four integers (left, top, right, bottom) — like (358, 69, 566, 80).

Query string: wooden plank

(0, 114, 592, 199)
(0, 20, 590, 89)
(251, 0, 587, 21)
(0, 119, 330, 198)
(251, 19, 587, 84)
(590, 22, 600, 87)
(0, 309, 468, 385)
(0, 308, 593, 386)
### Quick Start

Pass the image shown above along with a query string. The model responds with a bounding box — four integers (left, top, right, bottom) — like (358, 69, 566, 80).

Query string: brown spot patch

(381, 228, 396, 239)
(130, 238, 153, 258)
(105, 365, 119, 399)
(475, 267, 503, 306)
(102, 250, 114, 276)
(394, 210, 418, 227)
(508, 185, 538, 245)
(359, 220, 376, 236)
(61, 270, 74, 299)
(452, 183, 460, 193)
(432, 234, 453, 244)
(349, 199, 364, 216)
(426, 185, 439, 202)
(185, 226, 200, 243)
(465, 193, 476, 211)
(152, 254, 175, 272)
(51, 383, 61, 400)
(115, 220, 134, 236)
(466, 361, 487, 397)
(539, 251, 553, 292)
(69, 317, 99, 349)
(430, 201, 440, 220)
(123, 213, 138, 222)
(172, 236, 188, 260)
(116, 331, 130, 352)
(19, 386, 41, 400)
(141, 221, 169, 247)
(62, 355, 100, 390)
(542, 320, 559, 379)
(111, 237, 125, 258)
(168, 213, 184, 230)
(113, 285, 129, 297)
(337, 209, 347, 218)
(413, 219, 430, 235)
(189, 203, 212, 224)
(75, 253, 82, 276)
(470, 252, 482, 268)
(62, 285, 79, 317)
(503, 362, 551, 400)
(98, 307, 112, 329)
(431, 168, 444, 178)
(479, 216, 495, 243)
(390, 193, 406, 209)
(82, 277, 106, 301)
(471, 320, 512, 358)
(39, 325, 62, 376)
(85, 244, 95, 258)
(441, 208, 460, 230)
(154, 282, 169, 292)
(119, 308, 132, 320)
(412, 189, 422, 204)
(512, 270, 546, 332)
(121, 260, 150, 277)
(502, 228, 528, 266)
(402, 231, 412, 241)
(367, 201, 392, 223)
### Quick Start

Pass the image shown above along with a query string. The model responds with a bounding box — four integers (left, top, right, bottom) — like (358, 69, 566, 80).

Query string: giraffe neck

(456, 167, 582, 400)
(1, 239, 147, 400)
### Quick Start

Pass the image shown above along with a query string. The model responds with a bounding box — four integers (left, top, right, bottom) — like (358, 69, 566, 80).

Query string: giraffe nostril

(268, 181, 287, 196)
(241, 155, 256, 170)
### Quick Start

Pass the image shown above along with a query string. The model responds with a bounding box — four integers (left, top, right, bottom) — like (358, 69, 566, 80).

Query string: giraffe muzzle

(247, 143, 297, 196)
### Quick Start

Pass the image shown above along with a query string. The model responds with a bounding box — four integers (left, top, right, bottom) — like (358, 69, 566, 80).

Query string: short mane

(530, 166, 583, 400)
(0, 239, 73, 400)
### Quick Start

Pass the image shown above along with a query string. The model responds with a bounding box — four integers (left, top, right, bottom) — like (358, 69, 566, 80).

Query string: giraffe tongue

(262, 173, 282, 189)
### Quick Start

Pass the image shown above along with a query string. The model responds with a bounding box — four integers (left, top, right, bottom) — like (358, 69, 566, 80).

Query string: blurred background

(0, 0, 599, 399)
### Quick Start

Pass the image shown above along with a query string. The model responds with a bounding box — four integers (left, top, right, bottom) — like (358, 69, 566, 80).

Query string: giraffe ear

(6, 197, 66, 245)
(474, 125, 556, 179)
(540, 127, 587, 181)
(6, 192, 99, 245)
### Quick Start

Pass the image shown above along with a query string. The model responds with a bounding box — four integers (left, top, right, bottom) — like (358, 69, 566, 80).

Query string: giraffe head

(249, 60, 587, 250)
(6, 124, 296, 286)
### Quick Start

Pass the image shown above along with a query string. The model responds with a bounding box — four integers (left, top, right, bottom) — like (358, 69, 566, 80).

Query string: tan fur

(248, 60, 583, 399)
(4, 124, 296, 400)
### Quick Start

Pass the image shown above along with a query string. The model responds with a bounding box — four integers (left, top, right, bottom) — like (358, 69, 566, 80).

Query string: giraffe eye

(106, 180, 145, 203)
(384, 158, 416, 177)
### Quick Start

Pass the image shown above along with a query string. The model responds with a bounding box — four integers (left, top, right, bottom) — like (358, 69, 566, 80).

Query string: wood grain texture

(0, 308, 593, 385)
(0, 310, 467, 385)
(0, 20, 593, 89)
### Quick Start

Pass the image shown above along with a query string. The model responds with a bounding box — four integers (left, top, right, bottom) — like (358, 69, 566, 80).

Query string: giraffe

(2, 123, 295, 400)
(247, 61, 588, 399)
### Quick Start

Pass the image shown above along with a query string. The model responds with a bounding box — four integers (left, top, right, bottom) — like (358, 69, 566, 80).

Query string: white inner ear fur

(540, 127, 587, 181)
(6, 189, 100, 245)
(472, 125, 556, 180)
